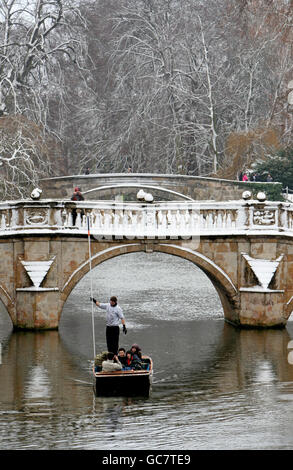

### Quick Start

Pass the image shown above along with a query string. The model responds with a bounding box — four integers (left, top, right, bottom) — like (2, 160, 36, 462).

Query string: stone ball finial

(242, 190, 252, 200)
(136, 189, 145, 200)
(31, 188, 42, 200)
(144, 192, 154, 203)
(256, 191, 266, 202)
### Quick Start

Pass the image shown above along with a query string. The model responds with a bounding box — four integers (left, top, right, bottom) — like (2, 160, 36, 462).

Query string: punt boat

(93, 355, 153, 397)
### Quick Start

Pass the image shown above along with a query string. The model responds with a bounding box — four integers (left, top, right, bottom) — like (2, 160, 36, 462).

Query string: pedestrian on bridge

(90, 295, 127, 355)
(71, 187, 84, 201)
(71, 187, 84, 225)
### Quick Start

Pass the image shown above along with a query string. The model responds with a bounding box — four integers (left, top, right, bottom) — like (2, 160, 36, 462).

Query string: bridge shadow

(0, 330, 95, 415)
(0, 298, 13, 346)
(1, 317, 293, 415)
(151, 322, 293, 399)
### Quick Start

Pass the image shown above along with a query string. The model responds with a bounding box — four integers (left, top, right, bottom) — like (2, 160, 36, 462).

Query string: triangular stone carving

(242, 253, 283, 289)
(21, 258, 55, 288)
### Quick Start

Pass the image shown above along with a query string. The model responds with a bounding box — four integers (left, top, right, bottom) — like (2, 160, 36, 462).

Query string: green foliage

(253, 149, 293, 189)
(245, 182, 284, 201)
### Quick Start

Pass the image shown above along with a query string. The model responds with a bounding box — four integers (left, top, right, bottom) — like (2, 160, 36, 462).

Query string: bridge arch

(0, 285, 15, 326)
(60, 242, 237, 322)
(285, 297, 293, 321)
(0, 294, 13, 329)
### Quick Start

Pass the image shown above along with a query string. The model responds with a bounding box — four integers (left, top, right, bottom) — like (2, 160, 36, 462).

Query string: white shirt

(99, 303, 124, 326)
(102, 359, 122, 372)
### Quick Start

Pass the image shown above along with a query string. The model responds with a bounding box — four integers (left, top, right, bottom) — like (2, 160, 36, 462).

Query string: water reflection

(1, 252, 293, 449)
(216, 324, 293, 387)
(0, 299, 13, 369)
(0, 321, 293, 449)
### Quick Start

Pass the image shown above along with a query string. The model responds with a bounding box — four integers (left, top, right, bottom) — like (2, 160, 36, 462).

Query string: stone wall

(39, 173, 282, 202)
(1, 234, 291, 329)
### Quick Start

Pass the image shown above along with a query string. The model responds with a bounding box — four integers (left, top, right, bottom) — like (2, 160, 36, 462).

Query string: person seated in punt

(102, 352, 123, 372)
(94, 351, 108, 372)
(130, 344, 142, 359)
(122, 350, 134, 370)
(117, 348, 127, 367)
(130, 344, 151, 371)
(129, 344, 143, 370)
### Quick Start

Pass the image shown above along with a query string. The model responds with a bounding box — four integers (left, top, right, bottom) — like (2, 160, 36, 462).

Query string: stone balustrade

(0, 199, 292, 238)
(1, 197, 293, 330)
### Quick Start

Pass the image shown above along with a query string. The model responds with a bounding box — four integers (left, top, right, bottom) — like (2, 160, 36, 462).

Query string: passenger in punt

(130, 344, 150, 370)
(130, 344, 143, 370)
(102, 352, 123, 372)
(124, 350, 134, 370)
(94, 351, 108, 372)
(118, 348, 127, 366)
(131, 344, 142, 359)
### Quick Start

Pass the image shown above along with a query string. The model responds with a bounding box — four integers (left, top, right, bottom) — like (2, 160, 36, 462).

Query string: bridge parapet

(0, 199, 292, 238)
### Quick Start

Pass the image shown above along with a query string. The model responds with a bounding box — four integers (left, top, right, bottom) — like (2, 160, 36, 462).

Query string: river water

(1, 252, 293, 450)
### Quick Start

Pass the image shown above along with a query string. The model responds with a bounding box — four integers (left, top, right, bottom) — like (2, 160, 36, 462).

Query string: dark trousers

(106, 325, 120, 355)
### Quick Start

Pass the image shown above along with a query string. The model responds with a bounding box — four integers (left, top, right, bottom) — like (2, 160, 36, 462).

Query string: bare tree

(74, 0, 246, 175)
(0, 0, 89, 194)
(2, 0, 293, 191)
(0, 115, 59, 198)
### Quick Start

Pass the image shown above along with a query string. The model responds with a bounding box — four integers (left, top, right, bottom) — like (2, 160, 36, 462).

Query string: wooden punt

(93, 356, 153, 397)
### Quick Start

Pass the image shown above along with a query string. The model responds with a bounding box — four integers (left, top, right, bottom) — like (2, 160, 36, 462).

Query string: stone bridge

(1, 197, 293, 330)
(39, 173, 282, 202)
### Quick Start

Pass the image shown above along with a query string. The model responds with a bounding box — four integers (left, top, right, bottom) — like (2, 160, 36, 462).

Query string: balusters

(62, 208, 73, 227)
(157, 210, 167, 235)
(184, 209, 190, 228)
(288, 209, 293, 229)
(113, 209, 120, 234)
(190, 210, 199, 233)
(94, 209, 102, 230)
(124, 210, 130, 234)
(146, 207, 156, 236)
(236, 205, 247, 229)
(216, 211, 223, 229)
(226, 211, 232, 228)
(136, 210, 143, 236)
(54, 209, 63, 226)
(75, 209, 82, 228)
(103, 210, 112, 232)
(204, 211, 213, 229)
(127, 209, 137, 236)
(122, 210, 129, 233)
(0, 212, 6, 230)
(1, 201, 290, 236)
(166, 209, 176, 235)
(10, 208, 18, 228)
(281, 207, 288, 230)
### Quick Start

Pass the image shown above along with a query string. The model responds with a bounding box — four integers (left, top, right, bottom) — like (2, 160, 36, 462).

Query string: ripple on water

(1, 253, 293, 449)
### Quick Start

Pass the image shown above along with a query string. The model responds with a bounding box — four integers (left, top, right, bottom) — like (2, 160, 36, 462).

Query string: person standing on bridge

(71, 187, 84, 225)
(90, 295, 127, 354)
(71, 186, 84, 201)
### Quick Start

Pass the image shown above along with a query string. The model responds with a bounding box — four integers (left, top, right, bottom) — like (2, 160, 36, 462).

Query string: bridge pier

(14, 290, 61, 330)
(238, 290, 286, 328)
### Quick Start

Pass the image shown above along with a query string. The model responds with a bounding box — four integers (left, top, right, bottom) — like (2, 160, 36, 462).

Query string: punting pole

(87, 215, 96, 358)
